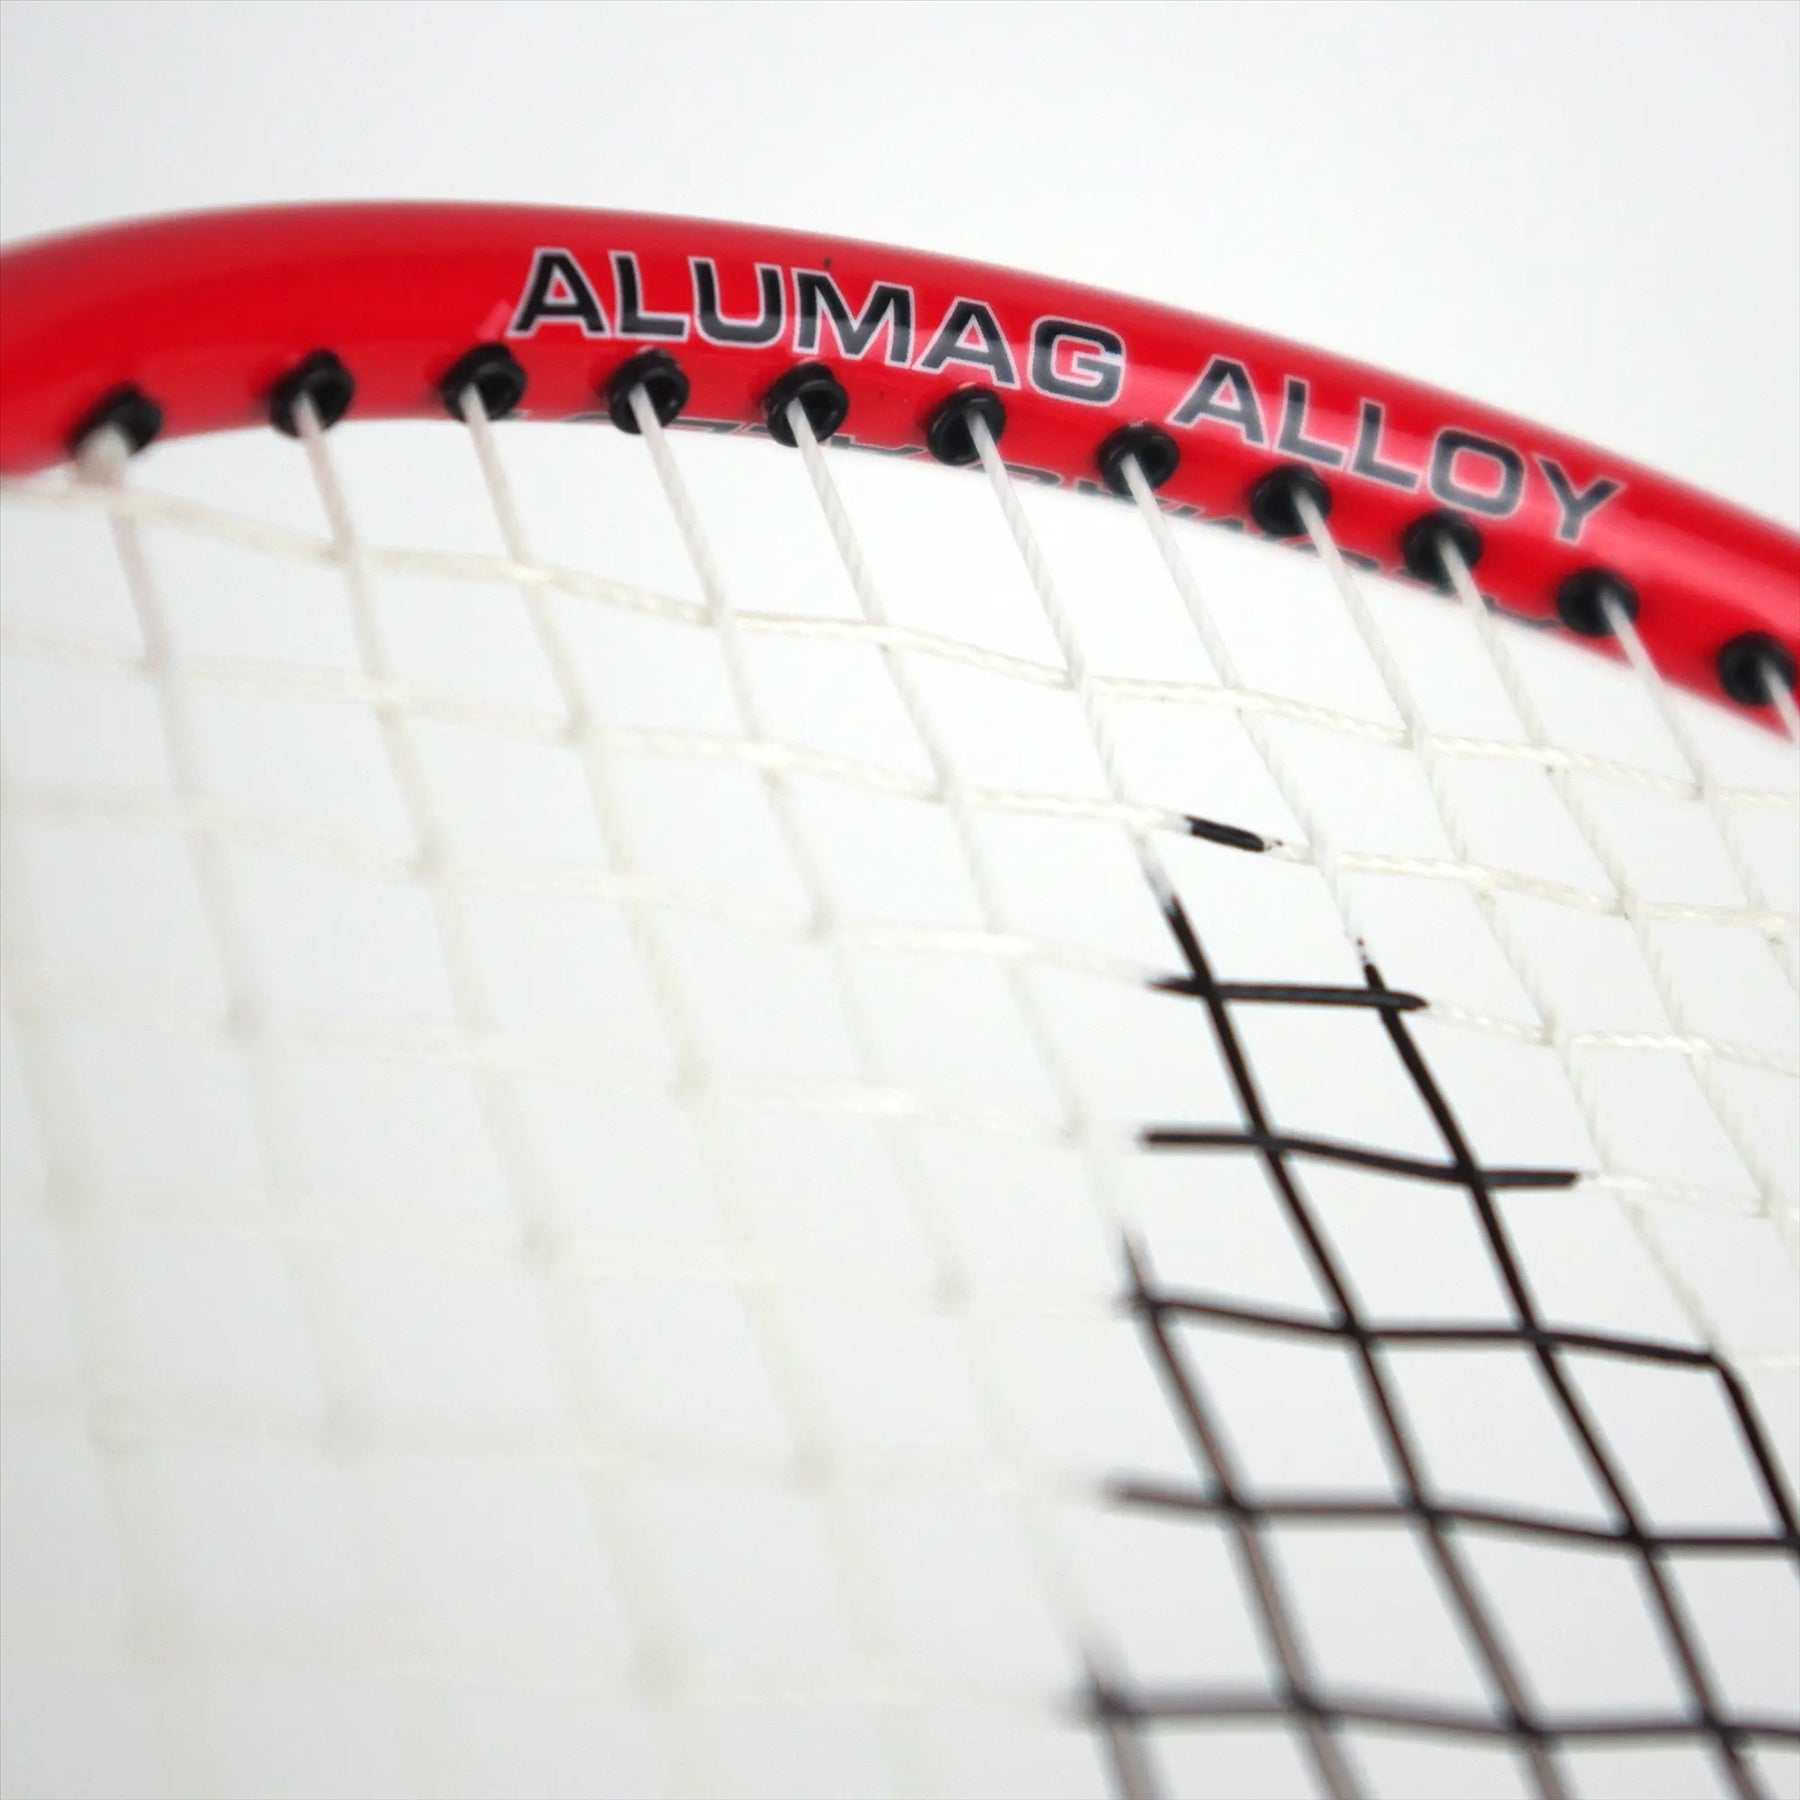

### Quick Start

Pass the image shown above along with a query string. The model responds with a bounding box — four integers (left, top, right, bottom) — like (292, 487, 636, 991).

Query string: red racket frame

(1, 203, 1794, 711)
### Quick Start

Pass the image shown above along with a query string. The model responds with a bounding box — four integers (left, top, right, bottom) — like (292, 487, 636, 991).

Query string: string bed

(1, 379, 1795, 1800)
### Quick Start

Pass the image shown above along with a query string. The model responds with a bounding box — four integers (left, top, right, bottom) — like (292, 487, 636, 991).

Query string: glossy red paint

(1, 203, 1794, 710)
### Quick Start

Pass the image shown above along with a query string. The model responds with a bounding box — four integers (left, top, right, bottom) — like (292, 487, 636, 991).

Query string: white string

(1603, 596, 1799, 988)
(468, 382, 1002, 1795)
(1767, 662, 1800, 744)
(1440, 537, 1796, 1260)
(10, 474, 1796, 815)
(2, 394, 1793, 1800)
(504, 369, 1171, 1791)
(628, 381, 1145, 1779)
(91, 422, 469, 1787)
(0, 609, 211, 1792)
(293, 393, 721, 1796)
(1296, 488, 1797, 1351)
(5, 424, 431, 1799)
(3, 745, 1790, 956)
(1130, 467, 1795, 1800)
(965, 421, 1372, 1800)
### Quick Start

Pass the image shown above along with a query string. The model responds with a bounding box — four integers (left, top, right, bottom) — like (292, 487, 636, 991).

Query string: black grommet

(440, 344, 528, 422)
(926, 386, 1006, 466)
(1098, 423, 1179, 496)
(1401, 509, 1484, 590)
(69, 385, 162, 457)
(269, 351, 354, 437)
(763, 363, 850, 447)
(1249, 464, 1332, 538)
(607, 349, 689, 433)
(1717, 632, 1798, 708)
(1555, 568, 1639, 639)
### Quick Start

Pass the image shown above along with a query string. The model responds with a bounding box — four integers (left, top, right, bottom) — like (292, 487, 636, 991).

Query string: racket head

(1, 200, 1797, 1800)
